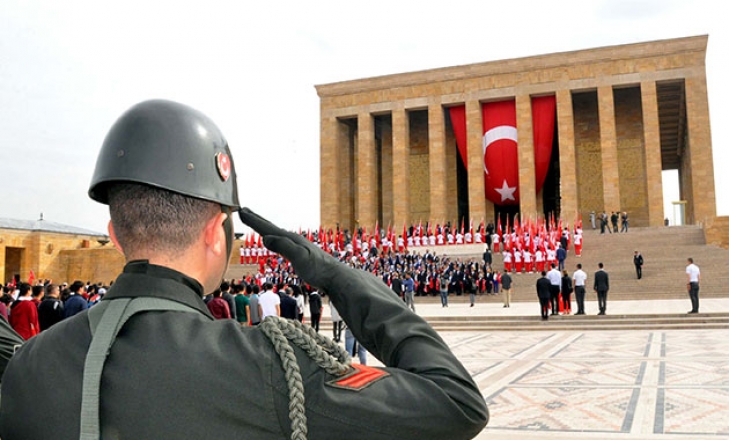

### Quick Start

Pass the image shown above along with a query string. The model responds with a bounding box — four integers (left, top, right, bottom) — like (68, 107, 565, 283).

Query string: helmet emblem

(216, 152, 231, 182)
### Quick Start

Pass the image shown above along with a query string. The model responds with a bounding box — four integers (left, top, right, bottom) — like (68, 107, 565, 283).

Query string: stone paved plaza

(355, 299, 729, 439)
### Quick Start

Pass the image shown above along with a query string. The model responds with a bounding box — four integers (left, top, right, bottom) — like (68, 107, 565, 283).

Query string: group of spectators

(0, 279, 110, 340)
(591, 210, 629, 234)
(1, 217, 583, 340)
(240, 217, 583, 309)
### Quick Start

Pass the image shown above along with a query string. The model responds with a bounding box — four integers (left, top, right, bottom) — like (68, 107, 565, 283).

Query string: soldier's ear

(108, 221, 124, 255)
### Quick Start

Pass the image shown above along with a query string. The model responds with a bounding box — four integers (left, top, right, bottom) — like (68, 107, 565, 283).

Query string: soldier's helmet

(88, 99, 239, 209)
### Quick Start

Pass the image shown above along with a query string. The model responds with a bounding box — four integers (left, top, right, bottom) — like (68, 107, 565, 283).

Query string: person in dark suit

(633, 251, 644, 279)
(482, 248, 492, 267)
(279, 287, 298, 320)
(593, 262, 610, 315)
(536, 272, 552, 320)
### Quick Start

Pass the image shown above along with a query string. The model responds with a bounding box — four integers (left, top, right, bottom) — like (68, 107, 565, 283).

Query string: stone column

(319, 116, 339, 230)
(556, 89, 578, 221)
(357, 112, 377, 230)
(516, 94, 537, 218)
(640, 81, 665, 227)
(466, 100, 488, 224)
(598, 85, 620, 211)
(392, 106, 410, 229)
(0, 246, 5, 286)
(685, 74, 716, 224)
(429, 100, 447, 224)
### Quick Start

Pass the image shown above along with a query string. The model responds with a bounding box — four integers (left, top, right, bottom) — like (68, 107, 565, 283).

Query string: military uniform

(0, 100, 487, 440)
(0, 259, 488, 439)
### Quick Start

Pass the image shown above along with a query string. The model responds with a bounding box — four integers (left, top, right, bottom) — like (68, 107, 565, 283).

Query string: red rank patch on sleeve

(327, 364, 389, 392)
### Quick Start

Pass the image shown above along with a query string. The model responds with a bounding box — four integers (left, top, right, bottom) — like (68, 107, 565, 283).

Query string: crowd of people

(233, 215, 585, 314)
(1, 215, 586, 341)
(0, 280, 110, 339)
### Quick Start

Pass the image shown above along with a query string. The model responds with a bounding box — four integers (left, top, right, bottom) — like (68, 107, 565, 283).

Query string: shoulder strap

(80, 297, 208, 440)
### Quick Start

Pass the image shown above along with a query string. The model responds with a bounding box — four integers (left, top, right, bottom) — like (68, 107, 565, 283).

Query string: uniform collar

(103, 260, 213, 319)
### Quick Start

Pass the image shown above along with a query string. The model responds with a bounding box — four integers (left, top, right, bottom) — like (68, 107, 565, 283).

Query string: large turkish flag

(482, 100, 519, 205)
(449, 96, 555, 206)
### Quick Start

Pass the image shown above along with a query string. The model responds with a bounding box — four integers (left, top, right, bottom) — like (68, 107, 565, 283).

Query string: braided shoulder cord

(259, 316, 353, 440)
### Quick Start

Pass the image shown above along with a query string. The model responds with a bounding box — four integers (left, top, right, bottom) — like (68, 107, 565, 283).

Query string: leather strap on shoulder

(81, 297, 209, 440)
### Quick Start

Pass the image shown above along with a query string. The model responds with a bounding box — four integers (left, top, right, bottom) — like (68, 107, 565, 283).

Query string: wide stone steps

(315, 312, 729, 332)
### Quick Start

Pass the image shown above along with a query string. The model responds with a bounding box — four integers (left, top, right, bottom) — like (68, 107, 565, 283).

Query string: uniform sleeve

(239, 208, 488, 439)
(303, 266, 488, 440)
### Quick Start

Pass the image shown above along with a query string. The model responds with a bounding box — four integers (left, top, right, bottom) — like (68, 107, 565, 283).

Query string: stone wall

(615, 87, 649, 226)
(1, 228, 108, 284)
(574, 92, 604, 217)
(704, 216, 729, 249)
(1, 228, 254, 286)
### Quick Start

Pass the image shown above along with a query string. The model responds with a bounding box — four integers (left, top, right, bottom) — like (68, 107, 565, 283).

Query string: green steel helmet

(88, 99, 240, 209)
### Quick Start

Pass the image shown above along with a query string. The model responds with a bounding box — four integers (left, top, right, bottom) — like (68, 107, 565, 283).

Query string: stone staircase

(315, 312, 729, 332)
(479, 225, 729, 302)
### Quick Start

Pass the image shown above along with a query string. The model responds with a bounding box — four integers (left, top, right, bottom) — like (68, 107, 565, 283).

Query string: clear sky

(1, 0, 726, 234)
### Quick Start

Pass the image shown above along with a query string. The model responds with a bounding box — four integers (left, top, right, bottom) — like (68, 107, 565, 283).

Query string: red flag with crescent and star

(482, 100, 519, 205)
(450, 97, 555, 207)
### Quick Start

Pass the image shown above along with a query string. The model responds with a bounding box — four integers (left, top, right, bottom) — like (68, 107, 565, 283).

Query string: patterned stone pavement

(352, 299, 729, 440)
(445, 329, 729, 440)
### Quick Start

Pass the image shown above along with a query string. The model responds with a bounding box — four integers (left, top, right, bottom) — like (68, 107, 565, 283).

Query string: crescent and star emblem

(495, 179, 517, 202)
(482, 125, 518, 175)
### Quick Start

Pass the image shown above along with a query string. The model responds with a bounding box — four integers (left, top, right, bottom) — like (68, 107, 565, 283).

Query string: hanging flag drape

(450, 97, 555, 206)
(449, 105, 468, 169)
(482, 100, 519, 205)
(531, 95, 556, 194)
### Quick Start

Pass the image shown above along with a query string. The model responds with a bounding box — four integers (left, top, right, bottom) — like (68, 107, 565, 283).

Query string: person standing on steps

(500, 270, 513, 308)
(560, 270, 573, 315)
(686, 257, 701, 314)
(546, 264, 562, 316)
(536, 272, 551, 321)
(593, 262, 610, 315)
(572, 264, 587, 315)
(633, 251, 644, 279)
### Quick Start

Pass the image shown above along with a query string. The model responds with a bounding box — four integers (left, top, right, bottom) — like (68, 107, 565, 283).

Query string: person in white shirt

(503, 250, 513, 273)
(535, 249, 545, 273)
(546, 264, 562, 315)
(257, 283, 280, 319)
(685, 257, 701, 314)
(455, 232, 464, 244)
(572, 263, 588, 315)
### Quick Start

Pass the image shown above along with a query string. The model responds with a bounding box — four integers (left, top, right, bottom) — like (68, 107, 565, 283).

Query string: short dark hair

(108, 183, 218, 257)
(577, 263, 582, 269)
(45, 283, 58, 296)
(18, 283, 32, 296)
(220, 281, 230, 292)
(688, 257, 694, 264)
(32, 285, 44, 298)
(598, 262, 604, 269)
(70, 281, 85, 293)
(541, 271, 547, 276)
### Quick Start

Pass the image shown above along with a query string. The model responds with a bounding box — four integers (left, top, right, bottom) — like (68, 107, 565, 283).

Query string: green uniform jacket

(0, 261, 488, 439)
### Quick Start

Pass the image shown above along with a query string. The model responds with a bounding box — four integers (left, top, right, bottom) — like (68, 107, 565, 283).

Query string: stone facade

(0, 227, 113, 284)
(2, 225, 252, 285)
(317, 35, 715, 232)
